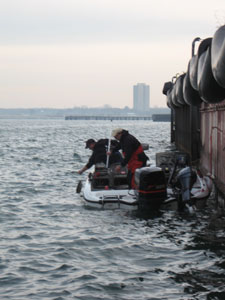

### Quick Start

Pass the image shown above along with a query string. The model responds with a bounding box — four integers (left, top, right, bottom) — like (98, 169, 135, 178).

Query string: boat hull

(78, 175, 211, 211)
(81, 179, 138, 210)
(77, 158, 212, 212)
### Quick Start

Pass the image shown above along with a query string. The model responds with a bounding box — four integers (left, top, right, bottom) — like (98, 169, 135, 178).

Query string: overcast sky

(0, 0, 224, 109)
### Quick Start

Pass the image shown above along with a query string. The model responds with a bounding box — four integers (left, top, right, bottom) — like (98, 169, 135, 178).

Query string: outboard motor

(177, 167, 191, 202)
(134, 166, 167, 209)
(176, 166, 196, 213)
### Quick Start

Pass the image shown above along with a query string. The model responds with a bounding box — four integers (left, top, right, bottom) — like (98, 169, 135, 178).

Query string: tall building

(133, 83, 150, 112)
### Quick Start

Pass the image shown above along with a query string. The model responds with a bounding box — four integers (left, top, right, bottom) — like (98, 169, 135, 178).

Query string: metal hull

(200, 100, 225, 198)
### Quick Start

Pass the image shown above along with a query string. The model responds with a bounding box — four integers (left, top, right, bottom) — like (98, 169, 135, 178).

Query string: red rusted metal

(200, 100, 225, 195)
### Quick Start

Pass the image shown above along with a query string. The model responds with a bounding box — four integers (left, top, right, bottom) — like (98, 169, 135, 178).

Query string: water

(0, 119, 225, 300)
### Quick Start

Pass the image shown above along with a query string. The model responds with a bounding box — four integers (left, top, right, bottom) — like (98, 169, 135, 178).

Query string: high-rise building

(133, 83, 150, 112)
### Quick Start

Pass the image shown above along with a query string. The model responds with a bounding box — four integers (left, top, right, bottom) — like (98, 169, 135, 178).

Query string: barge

(162, 25, 225, 207)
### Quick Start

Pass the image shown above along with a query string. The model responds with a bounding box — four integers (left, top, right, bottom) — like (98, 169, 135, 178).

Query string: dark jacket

(86, 139, 120, 169)
(114, 130, 148, 167)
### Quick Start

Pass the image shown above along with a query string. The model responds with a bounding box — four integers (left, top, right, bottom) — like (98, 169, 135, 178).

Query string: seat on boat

(91, 163, 129, 190)
(109, 164, 129, 189)
(92, 163, 109, 189)
(112, 173, 129, 189)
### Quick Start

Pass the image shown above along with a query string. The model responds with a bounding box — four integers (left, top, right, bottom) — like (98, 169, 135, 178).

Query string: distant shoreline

(0, 107, 170, 119)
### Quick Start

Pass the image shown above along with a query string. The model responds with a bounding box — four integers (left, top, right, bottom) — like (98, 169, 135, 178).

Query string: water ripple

(0, 119, 224, 300)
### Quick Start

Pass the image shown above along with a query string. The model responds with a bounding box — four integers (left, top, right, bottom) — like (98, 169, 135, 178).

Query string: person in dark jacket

(78, 138, 121, 174)
(111, 128, 148, 188)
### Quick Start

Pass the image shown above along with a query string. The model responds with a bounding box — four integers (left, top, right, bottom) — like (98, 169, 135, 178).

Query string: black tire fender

(76, 180, 82, 193)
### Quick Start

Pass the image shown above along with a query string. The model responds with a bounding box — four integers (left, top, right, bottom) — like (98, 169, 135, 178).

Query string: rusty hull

(200, 100, 225, 195)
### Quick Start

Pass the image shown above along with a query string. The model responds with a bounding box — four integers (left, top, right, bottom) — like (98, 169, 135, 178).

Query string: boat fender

(76, 180, 83, 193)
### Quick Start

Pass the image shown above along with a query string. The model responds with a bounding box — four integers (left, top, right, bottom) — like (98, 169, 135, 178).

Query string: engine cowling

(134, 166, 167, 209)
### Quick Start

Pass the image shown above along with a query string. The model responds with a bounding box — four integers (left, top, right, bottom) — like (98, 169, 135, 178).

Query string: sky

(0, 0, 224, 109)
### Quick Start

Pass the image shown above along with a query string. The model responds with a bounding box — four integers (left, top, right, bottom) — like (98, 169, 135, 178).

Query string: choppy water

(0, 119, 225, 300)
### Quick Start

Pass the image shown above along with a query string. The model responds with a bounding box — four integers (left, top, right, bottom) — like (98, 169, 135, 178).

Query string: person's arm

(121, 136, 134, 166)
(78, 152, 95, 174)
(78, 166, 88, 174)
(121, 149, 132, 166)
(122, 135, 140, 166)
(111, 140, 121, 152)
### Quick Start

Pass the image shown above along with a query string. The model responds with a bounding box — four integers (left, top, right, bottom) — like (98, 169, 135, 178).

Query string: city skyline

(0, 0, 224, 109)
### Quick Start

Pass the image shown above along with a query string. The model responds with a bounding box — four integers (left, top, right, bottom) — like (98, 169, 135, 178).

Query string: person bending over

(111, 128, 148, 188)
(78, 138, 121, 175)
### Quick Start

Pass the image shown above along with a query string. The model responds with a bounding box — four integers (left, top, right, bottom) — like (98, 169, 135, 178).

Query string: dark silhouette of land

(0, 106, 170, 119)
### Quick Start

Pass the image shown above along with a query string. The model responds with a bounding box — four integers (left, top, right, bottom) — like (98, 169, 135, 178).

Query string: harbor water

(0, 119, 225, 300)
